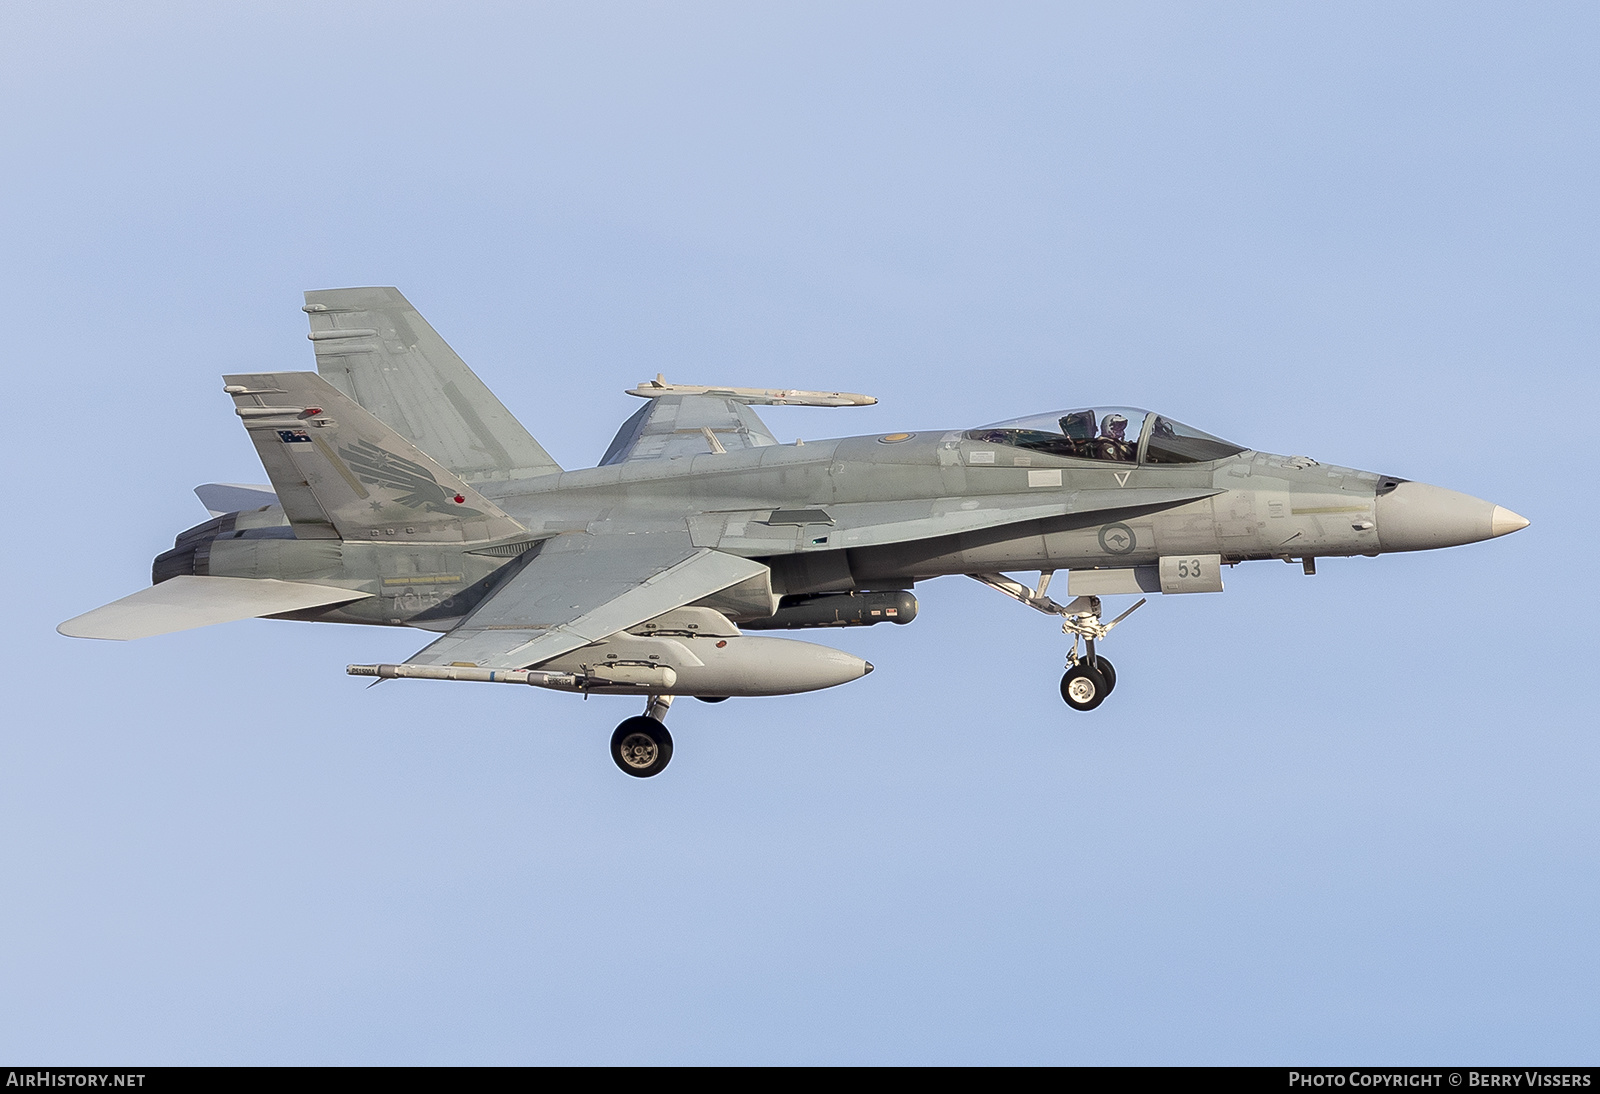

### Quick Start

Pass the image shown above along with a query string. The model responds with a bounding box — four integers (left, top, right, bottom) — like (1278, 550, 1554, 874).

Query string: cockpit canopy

(965, 407, 1247, 465)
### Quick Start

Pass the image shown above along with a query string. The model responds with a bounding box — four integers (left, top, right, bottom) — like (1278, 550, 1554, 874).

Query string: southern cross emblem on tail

(337, 439, 482, 517)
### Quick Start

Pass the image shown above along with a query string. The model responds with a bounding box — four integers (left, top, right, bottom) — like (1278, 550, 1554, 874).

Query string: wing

(303, 287, 562, 483)
(405, 531, 770, 670)
(598, 395, 780, 464)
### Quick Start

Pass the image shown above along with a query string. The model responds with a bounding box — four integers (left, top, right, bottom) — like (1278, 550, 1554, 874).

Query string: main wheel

(1087, 655, 1115, 695)
(1060, 664, 1110, 711)
(611, 717, 674, 777)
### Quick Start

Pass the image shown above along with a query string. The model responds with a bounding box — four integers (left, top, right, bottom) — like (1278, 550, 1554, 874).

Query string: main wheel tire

(611, 716, 674, 777)
(695, 695, 730, 703)
(1060, 664, 1109, 711)
(1088, 655, 1116, 695)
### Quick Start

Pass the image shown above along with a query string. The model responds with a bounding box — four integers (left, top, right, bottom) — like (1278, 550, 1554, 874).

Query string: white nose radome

(1491, 506, 1531, 538)
(1376, 482, 1527, 553)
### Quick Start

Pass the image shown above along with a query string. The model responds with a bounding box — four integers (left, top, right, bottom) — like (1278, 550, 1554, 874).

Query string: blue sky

(1, 1, 1594, 1063)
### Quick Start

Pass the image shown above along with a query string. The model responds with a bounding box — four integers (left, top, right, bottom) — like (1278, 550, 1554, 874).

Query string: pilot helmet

(1101, 412, 1128, 440)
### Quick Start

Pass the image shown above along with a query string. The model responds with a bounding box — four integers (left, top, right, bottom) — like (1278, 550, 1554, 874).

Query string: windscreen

(1143, 416, 1246, 464)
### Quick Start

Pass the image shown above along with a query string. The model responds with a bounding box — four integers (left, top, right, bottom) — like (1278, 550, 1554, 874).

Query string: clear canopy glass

(1143, 415, 1248, 464)
(965, 407, 1245, 465)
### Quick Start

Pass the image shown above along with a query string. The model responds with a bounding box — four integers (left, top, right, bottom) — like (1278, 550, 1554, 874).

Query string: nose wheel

(966, 573, 1144, 714)
(1090, 655, 1115, 695)
(1061, 656, 1115, 711)
(611, 695, 675, 778)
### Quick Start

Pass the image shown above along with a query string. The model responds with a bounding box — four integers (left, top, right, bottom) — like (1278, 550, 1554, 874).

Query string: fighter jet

(58, 287, 1529, 777)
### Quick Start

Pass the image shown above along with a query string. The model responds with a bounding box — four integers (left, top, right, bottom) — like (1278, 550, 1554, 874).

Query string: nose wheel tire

(1061, 663, 1110, 711)
(1088, 655, 1115, 695)
(611, 717, 673, 777)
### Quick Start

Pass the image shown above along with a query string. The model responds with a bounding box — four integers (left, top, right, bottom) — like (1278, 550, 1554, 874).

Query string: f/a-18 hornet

(60, 288, 1529, 777)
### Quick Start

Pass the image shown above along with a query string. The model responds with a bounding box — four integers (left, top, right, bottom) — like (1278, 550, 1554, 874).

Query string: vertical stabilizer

(303, 287, 562, 483)
(225, 371, 529, 545)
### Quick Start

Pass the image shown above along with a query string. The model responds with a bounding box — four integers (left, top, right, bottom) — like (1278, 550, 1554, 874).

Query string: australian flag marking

(278, 429, 313, 444)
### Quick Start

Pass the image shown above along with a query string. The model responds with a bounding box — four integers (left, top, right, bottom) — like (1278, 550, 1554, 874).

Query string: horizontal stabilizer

(57, 575, 370, 641)
(195, 483, 278, 517)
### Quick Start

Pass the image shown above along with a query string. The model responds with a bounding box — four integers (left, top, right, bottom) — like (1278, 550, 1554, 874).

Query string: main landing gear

(967, 572, 1145, 713)
(611, 694, 674, 777)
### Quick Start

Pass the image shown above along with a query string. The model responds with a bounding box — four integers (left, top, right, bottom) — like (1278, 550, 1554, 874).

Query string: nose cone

(1376, 482, 1530, 553)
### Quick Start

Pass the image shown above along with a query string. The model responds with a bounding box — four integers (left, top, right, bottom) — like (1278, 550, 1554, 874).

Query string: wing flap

(58, 575, 370, 641)
(405, 534, 769, 670)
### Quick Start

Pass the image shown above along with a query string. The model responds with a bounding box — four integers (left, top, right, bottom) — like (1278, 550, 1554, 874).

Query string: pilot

(1097, 413, 1135, 462)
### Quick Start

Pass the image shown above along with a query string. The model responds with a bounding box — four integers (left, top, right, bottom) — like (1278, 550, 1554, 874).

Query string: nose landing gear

(1060, 661, 1109, 710)
(1061, 655, 1116, 711)
(1059, 597, 1128, 711)
(611, 694, 674, 777)
(968, 572, 1144, 712)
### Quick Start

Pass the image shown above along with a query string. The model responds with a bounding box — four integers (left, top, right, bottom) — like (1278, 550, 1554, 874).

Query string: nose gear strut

(967, 571, 1147, 712)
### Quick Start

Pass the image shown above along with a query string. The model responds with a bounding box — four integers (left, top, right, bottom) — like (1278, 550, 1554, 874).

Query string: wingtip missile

(627, 375, 876, 407)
